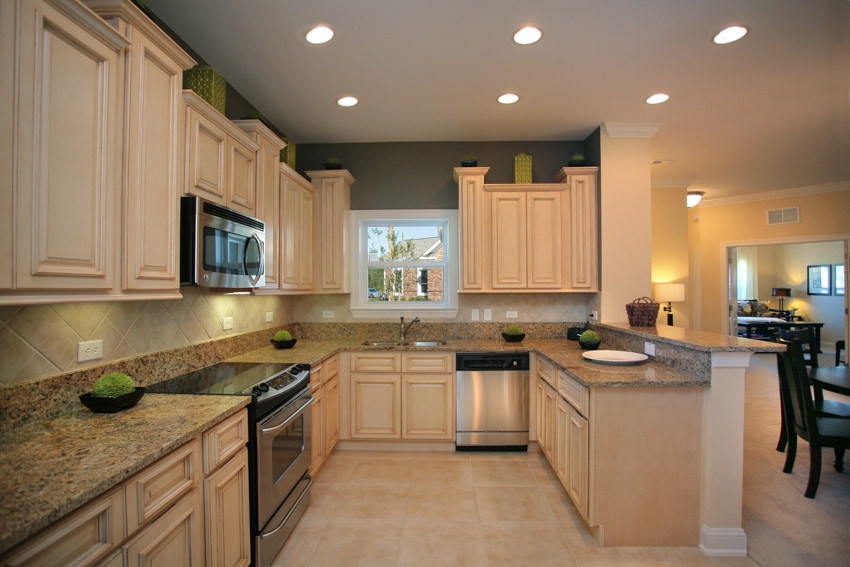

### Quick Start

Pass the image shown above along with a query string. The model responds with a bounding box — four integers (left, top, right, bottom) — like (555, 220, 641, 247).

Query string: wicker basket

(625, 297, 660, 326)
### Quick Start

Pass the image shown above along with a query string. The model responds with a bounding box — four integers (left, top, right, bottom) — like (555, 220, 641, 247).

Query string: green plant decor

(92, 373, 136, 398)
(579, 330, 600, 343)
(184, 66, 226, 114)
(514, 153, 532, 183)
(504, 325, 523, 335)
(324, 157, 342, 170)
(273, 330, 292, 341)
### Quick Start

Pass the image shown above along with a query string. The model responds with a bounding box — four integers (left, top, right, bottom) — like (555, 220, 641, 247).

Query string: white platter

(582, 350, 649, 366)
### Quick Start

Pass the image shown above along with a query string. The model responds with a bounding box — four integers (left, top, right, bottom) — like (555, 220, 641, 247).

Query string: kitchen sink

(362, 340, 447, 347)
(408, 340, 447, 346)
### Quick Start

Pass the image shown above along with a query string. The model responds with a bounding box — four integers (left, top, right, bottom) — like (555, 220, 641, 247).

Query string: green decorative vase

(184, 66, 226, 114)
(280, 138, 296, 169)
(514, 153, 532, 183)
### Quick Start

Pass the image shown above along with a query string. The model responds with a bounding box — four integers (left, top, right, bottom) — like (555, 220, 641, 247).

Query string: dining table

(809, 365, 850, 397)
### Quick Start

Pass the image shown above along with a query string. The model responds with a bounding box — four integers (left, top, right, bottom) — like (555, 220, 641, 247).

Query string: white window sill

(350, 308, 459, 319)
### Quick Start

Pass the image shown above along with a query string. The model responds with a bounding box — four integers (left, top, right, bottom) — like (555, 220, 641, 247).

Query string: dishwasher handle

(456, 352, 529, 371)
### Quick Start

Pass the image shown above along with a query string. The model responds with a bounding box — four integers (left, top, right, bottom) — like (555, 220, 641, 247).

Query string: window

(350, 210, 459, 317)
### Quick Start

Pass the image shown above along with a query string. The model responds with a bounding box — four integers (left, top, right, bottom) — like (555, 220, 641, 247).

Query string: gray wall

(298, 141, 585, 210)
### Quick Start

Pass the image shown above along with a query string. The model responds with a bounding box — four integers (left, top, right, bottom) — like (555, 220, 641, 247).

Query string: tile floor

(273, 449, 760, 566)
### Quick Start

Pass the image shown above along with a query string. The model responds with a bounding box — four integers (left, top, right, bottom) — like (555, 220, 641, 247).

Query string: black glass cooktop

(147, 362, 296, 396)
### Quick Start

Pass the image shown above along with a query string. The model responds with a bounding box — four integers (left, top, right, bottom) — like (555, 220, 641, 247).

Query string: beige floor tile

(398, 520, 486, 566)
(406, 485, 479, 521)
(475, 486, 553, 521)
(410, 450, 469, 460)
(410, 459, 473, 485)
(541, 485, 584, 522)
(559, 521, 668, 566)
(326, 449, 362, 460)
(302, 483, 343, 519)
(348, 458, 413, 484)
(271, 515, 327, 567)
(654, 547, 760, 566)
(332, 484, 410, 519)
(471, 459, 537, 486)
(528, 458, 562, 488)
(481, 521, 576, 566)
(355, 450, 418, 460)
(314, 457, 356, 484)
(306, 518, 402, 567)
(467, 451, 529, 461)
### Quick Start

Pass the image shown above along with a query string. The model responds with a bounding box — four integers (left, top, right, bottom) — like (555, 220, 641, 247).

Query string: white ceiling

(145, 0, 850, 200)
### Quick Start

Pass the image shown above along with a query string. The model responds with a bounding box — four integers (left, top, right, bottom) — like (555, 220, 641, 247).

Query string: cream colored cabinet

(183, 91, 259, 217)
(309, 354, 340, 475)
(203, 448, 250, 567)
(527, 191, 564, 288)
(490, 192, 527, 288)
(536, 378, 546, 450)
(325, 375, 340, 454)
(402, 374, 453, 439)
(306, 170, 354, 293)
(4, 0, 127, 292)
(351, 373, 401, 439)
(567, 406, 589, 518)
(124, 487, 205, 567)
(454, 167, 490, 290)
(280, 165, 316, 291)
(556, 167, 599, 290)
(554, 397, 570, 486)
(310, 376, 326, 471)
(543, 381, 557, 462)
(234, 121, 284, 292)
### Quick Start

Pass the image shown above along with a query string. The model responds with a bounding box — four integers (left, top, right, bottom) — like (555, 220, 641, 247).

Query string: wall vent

(766, 206, 800, 225)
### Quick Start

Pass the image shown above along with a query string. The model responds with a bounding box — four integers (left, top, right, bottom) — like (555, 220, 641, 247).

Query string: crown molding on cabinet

(602, 122, 663, 138)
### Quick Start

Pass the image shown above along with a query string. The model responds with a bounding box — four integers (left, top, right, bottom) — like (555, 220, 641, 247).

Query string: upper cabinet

(279, 164, 316, 291)
(183, 91, 259, 217)
(306, 170, 354, 294)
(454, 166, 599, 293)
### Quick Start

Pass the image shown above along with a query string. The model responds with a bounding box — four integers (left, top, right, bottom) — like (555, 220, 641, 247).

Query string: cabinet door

(402, 374, 453, 439)
(325, 376, 340, 454)
(204, 448, 250, 567)
(351, 374, 401, 439)
(14, 0, 123, 290)
(490, 192, 526, 289)
(527, 191, 563, 289)
(554, 397, 570, 487)
(569, 173, 598, 290)
(280, 174, 300, 289)
(567, 406, 589, 519)
(458, 172, 485, 290)
(543, 384, 557, 464)
(225, 138, 256, 215)
(535, 378, 546, 450)
(298, 186, 315, 290)
(310, 386, 325, 473)
(123, 31, 183, 292)
(319, 177, 348, 292)
(186, 107, 227, 203)
(257, 141, 280, 290)
(124, 488, 204, 567)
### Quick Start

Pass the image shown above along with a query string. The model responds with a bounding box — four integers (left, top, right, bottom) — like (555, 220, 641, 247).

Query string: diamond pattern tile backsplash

(0, 288, 293, 387)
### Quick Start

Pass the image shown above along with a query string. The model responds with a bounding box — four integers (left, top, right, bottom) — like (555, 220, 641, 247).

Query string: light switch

(323, 311, 335, 319)
(506, 310, 518, 319)
(471, 309, 479, 321)
(644, 342, 656, 356)
(222, 316, 233, 330)
(265, 311, 273, 323)
(484, 309, 492, 321)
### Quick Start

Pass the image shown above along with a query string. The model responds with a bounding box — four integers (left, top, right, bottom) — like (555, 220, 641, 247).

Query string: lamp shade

(655, 283, 685, 303)
(686, 191, 705, 208)
(772, 288, 791, 297)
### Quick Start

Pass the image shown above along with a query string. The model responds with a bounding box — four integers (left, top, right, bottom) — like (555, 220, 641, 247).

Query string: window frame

(349, 209, 459, 318)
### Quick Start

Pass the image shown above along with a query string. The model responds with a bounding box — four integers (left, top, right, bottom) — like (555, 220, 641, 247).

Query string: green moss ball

(92, 373, 135, 398)
(579, 330, 600, 342)
(504, 325, 523, 335)
(274, 330, 293, 341)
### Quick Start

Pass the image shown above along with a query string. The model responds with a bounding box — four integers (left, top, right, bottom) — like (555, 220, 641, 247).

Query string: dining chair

(837, 340, 846, 367)
(776, 339, 850, 498)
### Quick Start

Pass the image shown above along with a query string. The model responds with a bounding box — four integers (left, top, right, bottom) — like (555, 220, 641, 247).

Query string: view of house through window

(365, 224, 445, 303)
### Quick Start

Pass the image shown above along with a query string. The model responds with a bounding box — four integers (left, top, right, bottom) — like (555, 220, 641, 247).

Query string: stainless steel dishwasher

(456, 352, 529, 450)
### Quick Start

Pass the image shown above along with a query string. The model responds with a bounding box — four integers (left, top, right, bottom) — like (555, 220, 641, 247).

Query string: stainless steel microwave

(180, 196, 265, 288)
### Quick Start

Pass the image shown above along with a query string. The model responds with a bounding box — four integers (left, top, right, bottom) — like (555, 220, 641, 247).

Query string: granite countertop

(0, 394, 249, 556)
(229, 338, 707, 388)
(598, 322, 785, 352)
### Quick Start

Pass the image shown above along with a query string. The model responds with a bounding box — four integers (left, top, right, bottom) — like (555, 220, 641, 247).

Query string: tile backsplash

(0, 288, 293, 387)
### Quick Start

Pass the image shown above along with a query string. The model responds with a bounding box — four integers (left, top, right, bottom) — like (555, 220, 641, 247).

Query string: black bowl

(80, 387, 145, 413)
(579, 340, 601, 350)
(502, 332, 526, 343)
(271, 338, 297, 349)
(568, 158, 587, 167)
(323, 162, 342, 170)
(461, 159, 478, 167)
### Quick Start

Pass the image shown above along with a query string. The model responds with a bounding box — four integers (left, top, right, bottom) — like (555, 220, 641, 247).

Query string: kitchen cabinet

(543, 380, 557, 462)
(566, 405, 589, 517)
(310, 354, 340, 475)
(554, 396, 569, 486)
(183, 91, 259, 217)
(306, 170, 354, 293)
(402, 374, 453, 439)
(234, 121, 285, 292)
(325, 375, 340, 454)
(351, 373, 401, 439)
(124, 487, 205, 567)
(555, 167, 599, 290)
(310, 376, 326, 472)
(203, 448, 250, 567)
(279, 165, 316, 291)
(454, 167, 489, 290)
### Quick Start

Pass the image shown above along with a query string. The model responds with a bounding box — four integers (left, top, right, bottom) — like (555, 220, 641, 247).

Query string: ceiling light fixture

(306, 25, 334, 45)
(645, 93, 669, 105)
(713, 25, 748, 45)
(513, 27, 542, 45)
(498, 93, 519, 104)
(687, 191, 705, 208)
(337, 96, 358, 107)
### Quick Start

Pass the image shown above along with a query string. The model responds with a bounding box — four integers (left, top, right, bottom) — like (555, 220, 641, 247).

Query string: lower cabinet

(309, 354, 340, 475)
(351, 373, 401, 438)
(402, 374, 453, 439)
(566, 406, 589, 518)
(124, 487, 205, 567)
(324, 375, 340, 453)
(311, 385, 326, 471)
(203, 448, 250, 567)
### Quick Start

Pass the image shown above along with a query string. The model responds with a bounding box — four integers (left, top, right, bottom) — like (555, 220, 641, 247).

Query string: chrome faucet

(400, 316, 420, 340)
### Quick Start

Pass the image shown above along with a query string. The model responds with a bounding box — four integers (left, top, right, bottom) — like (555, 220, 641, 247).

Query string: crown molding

(651, 178, 696, 189)
(700, 180, 850, 208)
(602, 122, 663, 138)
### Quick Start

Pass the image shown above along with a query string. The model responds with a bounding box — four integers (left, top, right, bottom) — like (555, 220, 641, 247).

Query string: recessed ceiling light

(513, 27, 542, 45)
(498, 93, 519, 104)
(645, 93, 669, 105)
(687, 191, 706, 208)
(306, 25, 334, 45)
(713, 25, 747, 45)
(337, 96, 358, 107)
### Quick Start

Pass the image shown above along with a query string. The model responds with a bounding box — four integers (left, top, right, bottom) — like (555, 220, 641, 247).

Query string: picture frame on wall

(807, 264, 832, 295)
(835, 264, 845, 296)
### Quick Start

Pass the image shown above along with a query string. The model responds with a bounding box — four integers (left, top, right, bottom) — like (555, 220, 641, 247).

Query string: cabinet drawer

(203, 410, 248, 475)
(402, 353, 452, 373)
(310, 362, 324, 391)
(537, 356, 556, 387)
(558, 369, 589, 417)
(0, 488, 124, 567)
(324, 355, 339, 380)
(125, 438, 201, 536)
(124, 487, 204, 567)
(351, 352, 400, 373)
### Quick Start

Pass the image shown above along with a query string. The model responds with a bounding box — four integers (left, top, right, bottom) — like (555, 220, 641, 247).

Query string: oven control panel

(247, 364, 311, 401)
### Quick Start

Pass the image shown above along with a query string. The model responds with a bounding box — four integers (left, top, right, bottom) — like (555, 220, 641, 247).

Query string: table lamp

(655, 283, 685, 326)
(772, 288, 791, 311)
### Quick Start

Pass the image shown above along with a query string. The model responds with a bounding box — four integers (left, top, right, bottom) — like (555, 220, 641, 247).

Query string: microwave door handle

(260, 396, 313, 435)
(244, 232, 264, 286)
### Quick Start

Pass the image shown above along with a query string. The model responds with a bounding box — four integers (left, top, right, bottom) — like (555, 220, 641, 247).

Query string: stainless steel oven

(180, 195, 265, 288)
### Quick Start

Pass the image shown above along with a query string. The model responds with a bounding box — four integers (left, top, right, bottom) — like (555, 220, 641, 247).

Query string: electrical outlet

(265, 311, 273, 323)
(471, 308, 479, 321)
(644, 341, 656, 356)
(506, 310, 518, 319)
(222, 316, 233, 331)
(589, 310, 599, 321)
(323, 311, 335, 319)
(78, 340, 104, 362)
(484, 309, 492, 321)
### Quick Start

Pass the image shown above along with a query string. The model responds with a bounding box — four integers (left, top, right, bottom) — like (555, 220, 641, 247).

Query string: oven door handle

(260, 475, 313, 540)
(259, 396, 313, 435)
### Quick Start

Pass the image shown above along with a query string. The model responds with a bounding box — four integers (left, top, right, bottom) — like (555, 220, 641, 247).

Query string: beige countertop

(598, 322, 785, 352)
(0, 393, 249, 556)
